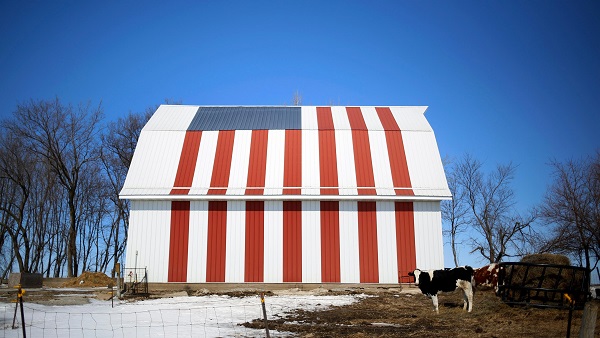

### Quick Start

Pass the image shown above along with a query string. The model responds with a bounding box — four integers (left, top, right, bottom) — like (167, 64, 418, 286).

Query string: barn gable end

(120, 105, 450, 283)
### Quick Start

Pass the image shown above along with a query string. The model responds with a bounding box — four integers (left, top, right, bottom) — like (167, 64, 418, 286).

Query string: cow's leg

(467, 287, 473, 312)
(431, 294, 439, 314)
(464, 284, 473, 312)
(457, 280, 474, 312)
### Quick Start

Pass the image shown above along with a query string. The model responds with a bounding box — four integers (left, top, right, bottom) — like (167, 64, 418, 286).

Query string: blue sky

(1, 1, 599, 267)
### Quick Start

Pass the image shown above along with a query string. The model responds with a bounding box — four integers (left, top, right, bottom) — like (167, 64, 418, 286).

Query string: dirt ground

(245, 287, 600, 338)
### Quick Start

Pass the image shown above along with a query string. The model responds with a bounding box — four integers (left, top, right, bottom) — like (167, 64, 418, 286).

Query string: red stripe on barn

(283, 130, 302, 195)
(246, 130, 268, 195)
(320, 201, 340, 282)
(317, 107, 335, 129)
(283, 201, 302, 282)
(395, 202, 416, 281)
(358, 201, 379, 282)
(206, 201, 227, 282)
(346, 107, 376, 195)
(167, 201, 190, 282)
(317, 107, 339, 195)
(170, 131, 202, 195)
(208, 131, 235, 195)
(346, 107, 368, 130)
(245, 201, 265, 282)
(376, 107, 414, 196)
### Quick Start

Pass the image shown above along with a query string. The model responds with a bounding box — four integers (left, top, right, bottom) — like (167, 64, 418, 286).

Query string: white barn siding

(142, 105, 199, 131)
(122, 131, 185, 196)
(413, 201, 444, 270)
(126, 200, 445, 283)
(225, 201, 246, 282)
(301, 106, 319, 130)
(301, 130, 320, 196)
(264, 201, 283, 282)
(335, 130, 358, 196)
(226, 131, 252, 195)
(403, 131, 449, 197)
(369, 130, 396, 196)
(376, 201, 399, 283)
(389, 107, 430, 131)
(125, 201, 171, 282)
(189, 130, 218, 195)
(187, 201, 209, 283)
(264, 130, 285, 195)
(302, 201, 321, 282)
(339, 202, 360, 283)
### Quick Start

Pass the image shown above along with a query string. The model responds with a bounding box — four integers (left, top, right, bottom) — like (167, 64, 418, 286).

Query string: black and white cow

(408, 266, 474, 313)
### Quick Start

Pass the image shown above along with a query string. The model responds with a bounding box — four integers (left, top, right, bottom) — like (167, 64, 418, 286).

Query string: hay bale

(61, 271, 115, 288)
(520, 253, 571, 266)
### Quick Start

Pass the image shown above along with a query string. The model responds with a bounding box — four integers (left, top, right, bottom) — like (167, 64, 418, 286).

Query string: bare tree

(539, 154, 600, 274)
(454, 154, 536, 264)
(0, 128, 36, 273)
(6, 98, 104, 277)
(100, 109, 152, 277)
(442, 157, 469, 267)
(77, 164, 110, 272)
(291, 91, 302, 106)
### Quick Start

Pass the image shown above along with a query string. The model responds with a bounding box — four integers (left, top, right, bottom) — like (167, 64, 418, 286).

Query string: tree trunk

(451, 228, 459, 267)
(112, 213, 121, 278)
(67, 190, 77, 277)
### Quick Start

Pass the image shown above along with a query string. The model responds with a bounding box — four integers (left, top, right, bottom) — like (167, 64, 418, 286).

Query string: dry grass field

(245, 288, 600, 338)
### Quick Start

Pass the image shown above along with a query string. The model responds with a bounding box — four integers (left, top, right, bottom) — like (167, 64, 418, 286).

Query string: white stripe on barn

(225, 201, 246, 282)
(264, 201, 283, 282)
(190, 130, 218, 195)
(187, 201, 209, 282)
(335, 129, 358, 195)
(227, 130, 252, 195)
(302, 130, 320, 195)
(339, 201, 360, 283)
(302, 201, 321, 282)
(377, 201, 400, 283)
(264, 130, 285, 195)
(369, 130, 396, 196)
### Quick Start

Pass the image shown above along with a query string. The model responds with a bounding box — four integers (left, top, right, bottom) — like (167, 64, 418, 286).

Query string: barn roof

(120, 105, 451, 201)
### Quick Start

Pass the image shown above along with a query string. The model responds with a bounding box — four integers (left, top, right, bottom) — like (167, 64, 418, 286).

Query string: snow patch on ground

(1, 293, 364, 337)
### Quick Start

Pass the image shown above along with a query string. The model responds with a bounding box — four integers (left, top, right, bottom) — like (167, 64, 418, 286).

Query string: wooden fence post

(11, 285, 27, 338)
(260, 292, 271, 338)
(579, 301, 598, 338)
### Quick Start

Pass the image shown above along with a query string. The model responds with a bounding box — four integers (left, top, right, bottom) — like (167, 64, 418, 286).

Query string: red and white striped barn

(120, 105, 451, 283)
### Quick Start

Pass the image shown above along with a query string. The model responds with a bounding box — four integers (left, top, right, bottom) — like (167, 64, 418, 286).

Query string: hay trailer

(497, 262, 591, 337)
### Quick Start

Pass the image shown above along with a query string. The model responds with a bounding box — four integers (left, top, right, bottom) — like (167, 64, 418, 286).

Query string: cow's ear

(408, 271, 414, 276)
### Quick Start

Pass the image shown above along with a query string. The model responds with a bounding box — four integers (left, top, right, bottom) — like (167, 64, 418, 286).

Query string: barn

(119, 105, 450, 284)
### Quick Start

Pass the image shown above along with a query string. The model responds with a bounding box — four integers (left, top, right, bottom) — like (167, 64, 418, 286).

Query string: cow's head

(408, 269, 422, 286)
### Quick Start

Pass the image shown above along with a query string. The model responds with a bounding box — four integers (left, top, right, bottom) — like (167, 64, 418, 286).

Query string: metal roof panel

(189, 106, 301, 131)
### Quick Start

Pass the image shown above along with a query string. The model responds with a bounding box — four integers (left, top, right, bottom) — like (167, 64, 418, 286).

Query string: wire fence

(0, 294, 358, 338)
(1, 303, 270, 337)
